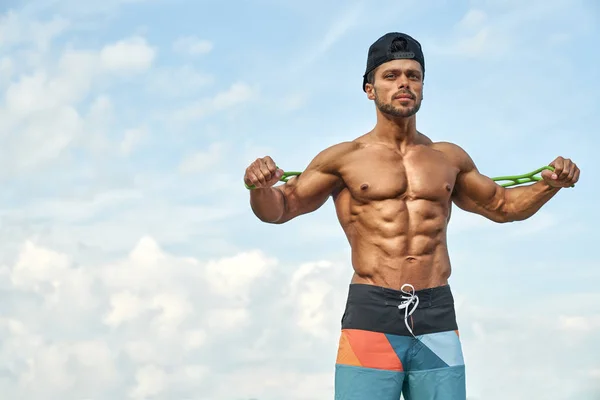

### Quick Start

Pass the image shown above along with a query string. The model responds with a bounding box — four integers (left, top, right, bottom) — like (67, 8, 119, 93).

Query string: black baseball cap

(362, 32, 425, 91)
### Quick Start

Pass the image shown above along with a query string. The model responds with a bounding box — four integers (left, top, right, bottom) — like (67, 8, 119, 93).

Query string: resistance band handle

(245, 167, 302, 190)
(492, 165, 574, 188)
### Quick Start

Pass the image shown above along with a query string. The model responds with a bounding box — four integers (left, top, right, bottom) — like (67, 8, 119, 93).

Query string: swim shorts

(335, 283, 466, 400)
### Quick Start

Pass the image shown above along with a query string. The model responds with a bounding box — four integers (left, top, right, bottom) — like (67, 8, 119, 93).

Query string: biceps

(453, 170, 506, 218)
(280, 171, 340, 218)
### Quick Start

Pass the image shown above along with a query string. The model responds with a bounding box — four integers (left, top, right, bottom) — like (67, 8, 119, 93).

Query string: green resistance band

(245, 165, 571, 189)
(492, 165, 573, 188)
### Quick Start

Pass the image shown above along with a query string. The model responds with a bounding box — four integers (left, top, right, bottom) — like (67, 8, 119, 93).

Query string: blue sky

(0, 0, 599, 399)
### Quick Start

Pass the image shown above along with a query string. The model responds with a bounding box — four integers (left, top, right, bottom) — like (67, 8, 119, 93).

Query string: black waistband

(347, 283, 454, 308)
(341, 283, 458, 336)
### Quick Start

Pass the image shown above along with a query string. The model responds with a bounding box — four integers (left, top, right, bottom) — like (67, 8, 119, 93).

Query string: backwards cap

(362, 32, 425, 91)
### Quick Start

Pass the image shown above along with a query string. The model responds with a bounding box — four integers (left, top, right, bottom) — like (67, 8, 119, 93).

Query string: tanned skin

(244, 59, 580, 291)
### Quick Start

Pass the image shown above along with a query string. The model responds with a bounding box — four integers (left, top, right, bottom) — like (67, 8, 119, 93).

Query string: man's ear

(365, 83, 376, 100)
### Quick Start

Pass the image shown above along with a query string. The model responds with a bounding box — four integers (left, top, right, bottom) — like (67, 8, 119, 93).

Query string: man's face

(366, 59, 424, 118)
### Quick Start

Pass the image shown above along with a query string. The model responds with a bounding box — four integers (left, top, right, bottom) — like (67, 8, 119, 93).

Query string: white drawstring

(397, 284, 419, 337)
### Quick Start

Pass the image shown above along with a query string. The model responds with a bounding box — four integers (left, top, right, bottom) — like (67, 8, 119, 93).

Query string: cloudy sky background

(1, 0, 599, 399)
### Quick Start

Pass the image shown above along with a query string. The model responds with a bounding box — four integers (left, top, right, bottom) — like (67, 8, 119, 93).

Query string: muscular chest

(340, 146, 458, 202)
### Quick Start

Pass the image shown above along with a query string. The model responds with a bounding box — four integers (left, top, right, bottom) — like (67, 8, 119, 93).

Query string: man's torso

(329, 133, 462, 290)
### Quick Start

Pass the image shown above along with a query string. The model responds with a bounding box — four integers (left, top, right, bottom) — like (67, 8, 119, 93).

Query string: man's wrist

(538, 179, 562, 192)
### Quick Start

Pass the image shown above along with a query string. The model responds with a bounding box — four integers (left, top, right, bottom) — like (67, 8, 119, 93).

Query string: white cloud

(10, 240, 70, 290)
(0, 32, 158, 175)
(212, 82, 256, 109)
(104, 291, 145, 327)
(0, 56, 14, 83)
(458, 300, 600, 399)
(558, 315, 600, 334)
(89, 95, 113, 120)
(0, 237, 210, 398)
(100, 36, 156, 73)
(5, 70, 53, 115)
(178, 142, 225, 174)
(148, 64, 213, 97)
(204, 249, 276, 299)
(429, 0, 592, 59)
(32, 0, 153, 18)
(172, 35, 213, 56)
(124, 339, 163, 365)
(453, 27, 495, 57)
(0, 237, 283, 398)
(10, 189, 143, 223)
(294, 2, 363, 71)
(280, 92, 309, 112)
(11, 106, 82, 170)
(151, 291, 194, 331)
(69, 340, 116, 382)
(0, 233, 597, 399)
(429, 24, 502, 58)
(207, 307, 250, 331)
(0, 12, 69, 50)
(183, 329, 207, 350)
(172, 82, 257, 122)
(130, 365, 167, 399)
(457, 9, 488, 31)
(119, 128, 146, 156)
(290, 261, 335, 337)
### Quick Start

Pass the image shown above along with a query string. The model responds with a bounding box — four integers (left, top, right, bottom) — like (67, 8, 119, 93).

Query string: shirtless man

(243, 33, 580, 400)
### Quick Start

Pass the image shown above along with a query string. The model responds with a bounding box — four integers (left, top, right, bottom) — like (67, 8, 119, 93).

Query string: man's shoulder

(317, 141, 361, 159)
(307, 141, 360, 173)
(430, 141, 474, 170)
(431, 140, 464, 153)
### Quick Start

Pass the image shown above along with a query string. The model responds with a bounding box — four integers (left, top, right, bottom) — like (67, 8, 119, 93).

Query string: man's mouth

(394, 93, 414, 100)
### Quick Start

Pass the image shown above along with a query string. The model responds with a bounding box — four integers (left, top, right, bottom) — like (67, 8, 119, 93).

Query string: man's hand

(244, 156, 284, 189)
(540, 156, 580, 188)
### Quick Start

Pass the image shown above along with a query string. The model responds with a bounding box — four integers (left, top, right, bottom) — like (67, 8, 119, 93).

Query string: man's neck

(372, 114, 418, 151)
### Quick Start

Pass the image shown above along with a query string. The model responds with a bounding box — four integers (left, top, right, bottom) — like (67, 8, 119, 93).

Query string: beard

(374, 89, 421, 118)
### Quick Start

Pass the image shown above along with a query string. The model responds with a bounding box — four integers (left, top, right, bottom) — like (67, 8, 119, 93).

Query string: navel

(445, 184, 452, 192)
(360, 183, 369, 191)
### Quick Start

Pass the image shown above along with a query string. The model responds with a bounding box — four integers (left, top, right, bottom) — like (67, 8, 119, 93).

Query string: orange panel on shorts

(338, 329, 403, 371)
(336, 330, 362, 367)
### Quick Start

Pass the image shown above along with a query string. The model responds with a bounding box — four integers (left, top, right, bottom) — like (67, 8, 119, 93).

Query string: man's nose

(396, 75, 409, 87)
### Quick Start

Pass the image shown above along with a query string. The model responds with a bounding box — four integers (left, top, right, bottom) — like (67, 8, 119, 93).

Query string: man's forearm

(249, 187, 286, 223)
(503, 180, 561, 222)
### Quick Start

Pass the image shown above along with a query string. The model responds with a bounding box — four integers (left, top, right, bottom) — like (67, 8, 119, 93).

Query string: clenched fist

(541, 156, 580, 188)
(244, 156, 284, 189)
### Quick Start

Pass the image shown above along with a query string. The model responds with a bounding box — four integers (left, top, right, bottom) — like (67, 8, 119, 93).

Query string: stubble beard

(374, 89, 421, 118)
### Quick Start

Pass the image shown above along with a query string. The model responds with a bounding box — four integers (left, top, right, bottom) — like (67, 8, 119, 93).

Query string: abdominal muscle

(335, 195, 453, 291)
